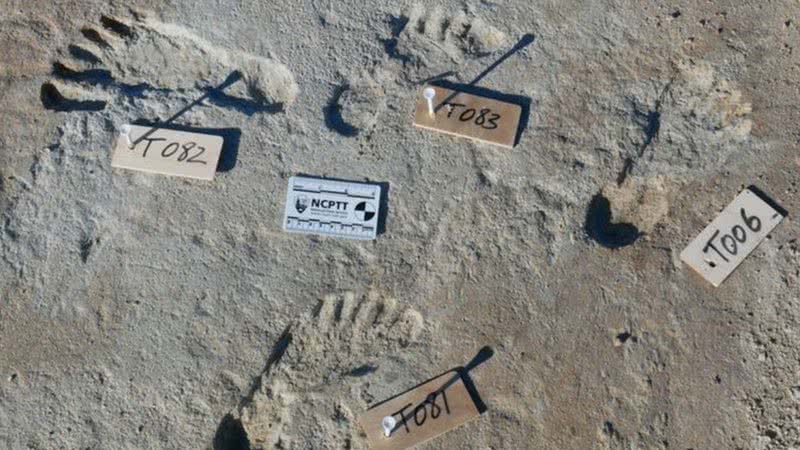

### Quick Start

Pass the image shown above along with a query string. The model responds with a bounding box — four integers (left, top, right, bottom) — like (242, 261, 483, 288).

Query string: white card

(111, 125, 223, 180)
(283, 176, 381, 240)
(680, 188, 784, 286)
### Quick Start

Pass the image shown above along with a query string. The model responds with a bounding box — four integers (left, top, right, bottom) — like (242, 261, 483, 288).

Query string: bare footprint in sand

(328, 68, 392, 136)
(236, 291, 424, 449)
(41, 11, 298, 112)
(620, 59, 753, 180)
(327, 5, 508, 136)
(393, 4, 508, 67)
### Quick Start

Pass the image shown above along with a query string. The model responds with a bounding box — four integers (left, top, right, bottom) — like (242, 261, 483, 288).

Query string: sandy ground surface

(1, 0, 799, 449)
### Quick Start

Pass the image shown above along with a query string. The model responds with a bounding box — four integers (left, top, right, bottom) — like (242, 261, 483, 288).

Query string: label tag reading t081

(358, 370, 481, 450)
(283, 176, 381, 240)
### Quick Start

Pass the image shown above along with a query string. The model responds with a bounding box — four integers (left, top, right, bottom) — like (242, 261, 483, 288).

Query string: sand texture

(1, 0, 799, 449)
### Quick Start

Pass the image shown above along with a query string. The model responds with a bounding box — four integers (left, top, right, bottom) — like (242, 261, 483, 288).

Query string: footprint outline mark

(585, 194, 641, 249)
(42, 12, 298, 114)
(228, 291, 424, 449)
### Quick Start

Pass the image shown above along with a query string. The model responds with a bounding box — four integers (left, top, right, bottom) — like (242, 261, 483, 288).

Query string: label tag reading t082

(111, 125, 223, 180)
(283, 176, 382, 240)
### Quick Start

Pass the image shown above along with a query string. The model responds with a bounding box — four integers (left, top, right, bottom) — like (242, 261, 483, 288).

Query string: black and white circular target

(354, 201, 376, 222)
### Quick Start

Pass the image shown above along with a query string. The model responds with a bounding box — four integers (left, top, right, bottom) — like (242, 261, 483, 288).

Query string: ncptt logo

(296, 195, 350, 213)
(295, 195, 309, 213)
(311, 198, 348, 210)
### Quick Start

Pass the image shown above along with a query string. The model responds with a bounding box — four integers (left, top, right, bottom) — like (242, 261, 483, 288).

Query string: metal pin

(382, 416, 396, 438)
(119, 124, 132, 147)
(423, 87, 436, 116)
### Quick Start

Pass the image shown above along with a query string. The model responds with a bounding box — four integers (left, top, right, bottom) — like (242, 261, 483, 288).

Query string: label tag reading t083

(413, 86, 522, 148)
(283, 176, 381, 240)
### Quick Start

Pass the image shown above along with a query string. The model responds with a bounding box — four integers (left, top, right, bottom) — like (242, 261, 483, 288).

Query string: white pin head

(119, 124, 132, 147)
(423, 87, 436, 116)
(423, 87, 436, 100)
(382, 415, 396, 437)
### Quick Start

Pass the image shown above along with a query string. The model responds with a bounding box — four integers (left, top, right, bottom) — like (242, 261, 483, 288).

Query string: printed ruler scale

(283, 176, 382, 240)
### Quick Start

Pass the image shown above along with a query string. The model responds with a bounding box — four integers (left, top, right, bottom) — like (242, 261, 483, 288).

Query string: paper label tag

(283, 176, 381, 240)
(413, 86, 522, 148)
(680, 188, 784, 287)
(358, 370, 480, 450)
(111, 125, 223, 180)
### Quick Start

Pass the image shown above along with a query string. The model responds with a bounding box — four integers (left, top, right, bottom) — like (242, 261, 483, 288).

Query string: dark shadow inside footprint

(347, 364, 378, 377)
(379, 14, 412, 63)
(130, 120, 241, 172)
(53, 62, 165, 96)
(45, 62, 282, 115)
(40, 82, 106, 112)
(212, 414, 250, 450)
(100, 15, 134, 38)
(206, 90, 285, 116)
(386, 14, 410, 38)
(323, 85, 359, 137)
(203, 70, 285, 115)
(44, 62, 166, 112)
(584, 194, 640, 249)
(68, 44, 102, 64)
(80, 27, 112, 48)
(53, 62, 114, 85)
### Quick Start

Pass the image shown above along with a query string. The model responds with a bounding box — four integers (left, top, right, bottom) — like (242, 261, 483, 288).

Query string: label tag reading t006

(283, 176, 381, 240)
(680, 188, 784, 287)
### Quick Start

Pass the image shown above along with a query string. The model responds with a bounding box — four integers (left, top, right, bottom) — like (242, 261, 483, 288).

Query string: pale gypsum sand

(1, 1, 799, 449)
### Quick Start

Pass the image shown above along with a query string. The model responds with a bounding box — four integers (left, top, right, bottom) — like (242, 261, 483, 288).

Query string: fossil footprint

(235, 291, 424, 449)
(41, 12, 298, 112)
(392, 4, 508, 66)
